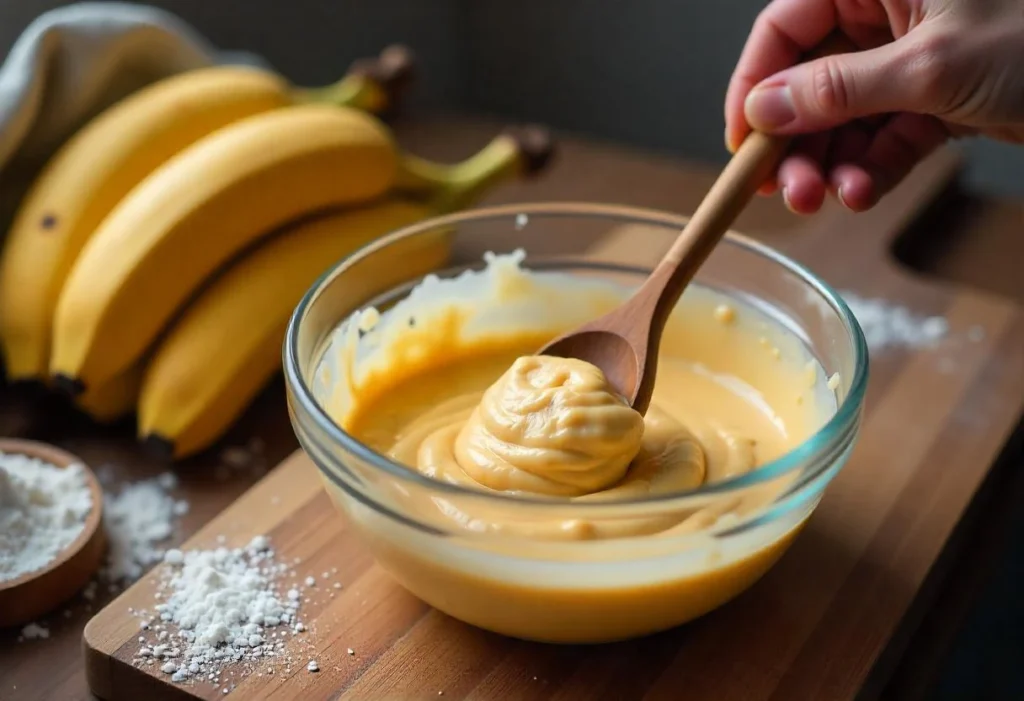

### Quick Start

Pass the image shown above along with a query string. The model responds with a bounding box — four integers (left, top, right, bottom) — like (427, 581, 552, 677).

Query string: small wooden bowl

(0, 439, 106, 628)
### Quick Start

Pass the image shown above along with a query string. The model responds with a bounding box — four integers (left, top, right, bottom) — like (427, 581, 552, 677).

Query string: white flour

(19, 622, 50, 640)
(215, 437, 268, 481)
(0, 452, 92, 582)
(132, 536, 307, 686)
(839, 291, 949, 351)
(103, 472, 190, 582)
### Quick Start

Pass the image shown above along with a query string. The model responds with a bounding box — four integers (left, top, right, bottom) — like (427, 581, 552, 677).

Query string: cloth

(0, 2, 263, 192)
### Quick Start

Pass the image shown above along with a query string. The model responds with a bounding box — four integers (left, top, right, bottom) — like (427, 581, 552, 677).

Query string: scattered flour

(839, 291, 949, 351)
(19, 622, 50, 640)
(0, 452, 92, 582)
(13, 446, 274, 640)
(216, 437, 267, 481)
(132, 536, 306, 686)
(103, 472, 189, 582)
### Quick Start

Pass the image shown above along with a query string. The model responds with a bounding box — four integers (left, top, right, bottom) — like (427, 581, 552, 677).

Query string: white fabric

(0, 1, 263, 176)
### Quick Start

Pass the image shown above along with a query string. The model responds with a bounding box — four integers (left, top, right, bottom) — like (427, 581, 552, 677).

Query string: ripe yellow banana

(74, 362, 145, 424)
(0, 46, 414, 382)
(138, 128, 555, 459)
(50, 104, 399, 395)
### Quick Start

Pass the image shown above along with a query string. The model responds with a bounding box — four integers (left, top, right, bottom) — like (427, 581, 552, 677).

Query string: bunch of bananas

(0, 45, 555, 460)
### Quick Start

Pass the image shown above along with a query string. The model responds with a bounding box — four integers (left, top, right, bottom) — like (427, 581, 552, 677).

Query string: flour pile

(839, 291, 949, 351)
(102, 472, 189, 582)
(19, 622, 50, 640)
(132, 536, 306, 686)
(0, 451, 92, 582)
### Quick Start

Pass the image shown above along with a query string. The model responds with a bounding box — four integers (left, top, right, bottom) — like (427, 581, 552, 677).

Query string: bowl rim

(284, 201, 869, 508)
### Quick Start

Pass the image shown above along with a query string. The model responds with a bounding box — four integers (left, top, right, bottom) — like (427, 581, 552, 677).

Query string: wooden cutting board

(83, 148, 1024, 701)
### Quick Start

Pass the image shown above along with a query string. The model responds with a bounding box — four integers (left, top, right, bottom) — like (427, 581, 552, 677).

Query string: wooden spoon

(0, 439, 106, 628)
(540, 36, 853, 414)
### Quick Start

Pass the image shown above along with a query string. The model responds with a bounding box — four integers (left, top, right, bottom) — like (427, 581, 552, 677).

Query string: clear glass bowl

(284, 203, 868, 644)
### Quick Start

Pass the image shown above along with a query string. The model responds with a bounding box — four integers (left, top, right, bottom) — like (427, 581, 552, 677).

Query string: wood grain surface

(2, 116, 1023, 701)
(76, 142, 1024, 700)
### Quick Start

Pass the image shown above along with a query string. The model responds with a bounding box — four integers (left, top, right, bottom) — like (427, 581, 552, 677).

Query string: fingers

(726, 1, 953, 213)
(828, 121, 874, 166)
(760, 114, 948, 214)
(833, 113, 950, 210)
(725, 0, 839, 152)
(821, 121, 873, 207)
(777, 133, 830, 214)
(829, 164, 875, 211)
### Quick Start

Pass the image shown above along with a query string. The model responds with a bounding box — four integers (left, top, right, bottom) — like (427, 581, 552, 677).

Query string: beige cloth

(0, 2, 263, 230)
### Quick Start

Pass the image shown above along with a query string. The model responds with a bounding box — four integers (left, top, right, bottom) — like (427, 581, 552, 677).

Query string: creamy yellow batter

(385, 351, 790, 495)
(316, 250, 835, 641)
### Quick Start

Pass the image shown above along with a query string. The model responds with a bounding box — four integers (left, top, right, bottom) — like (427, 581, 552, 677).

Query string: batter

(315, 249, 836, 640)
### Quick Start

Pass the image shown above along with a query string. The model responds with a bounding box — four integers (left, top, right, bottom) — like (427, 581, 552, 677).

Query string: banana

(0, 45, 414, 382)
(138, 128, 555, 459)
(74, 362, 145, 424)
(138, 203, 441, 460)
(50, 104, 400, 395)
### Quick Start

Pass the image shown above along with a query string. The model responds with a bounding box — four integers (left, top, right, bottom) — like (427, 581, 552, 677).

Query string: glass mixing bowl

(284, 203, 868, 644)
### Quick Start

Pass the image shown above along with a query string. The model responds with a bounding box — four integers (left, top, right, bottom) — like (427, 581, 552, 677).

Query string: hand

(725, 0, 1024, 213)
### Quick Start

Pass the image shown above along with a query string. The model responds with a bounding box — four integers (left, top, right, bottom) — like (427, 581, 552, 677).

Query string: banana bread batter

(316, 250, 835, 641)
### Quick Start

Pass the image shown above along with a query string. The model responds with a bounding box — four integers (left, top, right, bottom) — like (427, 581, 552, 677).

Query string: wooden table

(1, 115, 1022, 700)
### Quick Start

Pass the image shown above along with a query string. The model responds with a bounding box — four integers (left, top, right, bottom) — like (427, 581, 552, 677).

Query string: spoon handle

(647, 129, 790, 321)
(662, 129, 788, 270)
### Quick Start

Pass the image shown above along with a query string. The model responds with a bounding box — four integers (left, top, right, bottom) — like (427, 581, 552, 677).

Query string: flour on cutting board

(129, 535, 333, 686)
(0, 451, 92, 583)
(839, 290, 951, 351)
(15, 439, 278, 642)
(9, 463, 193, 642)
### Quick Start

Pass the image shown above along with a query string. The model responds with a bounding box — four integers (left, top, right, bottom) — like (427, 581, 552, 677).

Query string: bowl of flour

(0, 439, 105, 628)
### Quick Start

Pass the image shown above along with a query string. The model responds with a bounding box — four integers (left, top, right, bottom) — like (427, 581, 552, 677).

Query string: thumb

(744, 39, 929, 134)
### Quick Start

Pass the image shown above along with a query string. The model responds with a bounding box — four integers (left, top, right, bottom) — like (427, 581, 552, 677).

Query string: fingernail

(745, 85, 796, 131)
(837, 185, 851, 210)
(782, 187, 795, 212)
(724, 127, 737, 154)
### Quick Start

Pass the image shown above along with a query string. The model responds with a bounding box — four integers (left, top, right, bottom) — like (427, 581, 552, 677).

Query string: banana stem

(397, 126, 554, 204)
(394, 154, 458, 194)
(292, 74, 387, 113)
(428, 137, 523, 213)
(397, 138, 521, 204)
(292, 45, 415, 115)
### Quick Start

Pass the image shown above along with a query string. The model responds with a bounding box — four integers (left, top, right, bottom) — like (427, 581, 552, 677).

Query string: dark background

(2, 0, 1023, 197)
(1, 2, 1022, 699)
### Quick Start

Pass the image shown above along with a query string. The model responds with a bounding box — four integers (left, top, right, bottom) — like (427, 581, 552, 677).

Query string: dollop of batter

(454, 356, 643, 496)
(386, 354, 770, 507)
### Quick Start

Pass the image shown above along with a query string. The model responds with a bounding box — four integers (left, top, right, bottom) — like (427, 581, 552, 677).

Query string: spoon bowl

(542, 320, 648, 410)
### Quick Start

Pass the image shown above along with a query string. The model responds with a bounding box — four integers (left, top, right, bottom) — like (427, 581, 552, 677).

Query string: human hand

(725, 0, 1024, 213)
